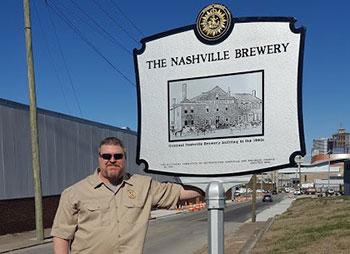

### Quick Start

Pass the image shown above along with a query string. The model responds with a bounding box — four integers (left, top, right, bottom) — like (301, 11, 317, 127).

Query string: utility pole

(23, 0, 44, 241)
(275, 171, 279, 193)
(298, 163, 302, 189)
(295, 155, 303, 190)
(251, 174, 257, 222)
(328, 151, 331, 191)
(280, 172, 283, 190)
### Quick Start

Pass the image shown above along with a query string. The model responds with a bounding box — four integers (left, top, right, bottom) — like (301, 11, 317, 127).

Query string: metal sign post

(206, 182, 225, 254)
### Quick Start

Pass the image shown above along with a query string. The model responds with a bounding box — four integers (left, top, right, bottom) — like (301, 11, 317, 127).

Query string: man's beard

(104, 165, 124, 182)
(106, 170, 121, 178)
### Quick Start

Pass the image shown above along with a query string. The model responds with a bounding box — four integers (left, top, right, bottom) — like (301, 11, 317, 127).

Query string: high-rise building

(312, 128, 350, 156)
(311, 128, 350, 163)
(312, 138, 328, 156)
(331, 128, 350, 154)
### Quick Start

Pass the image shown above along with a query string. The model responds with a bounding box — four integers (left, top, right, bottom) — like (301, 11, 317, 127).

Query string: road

(144, 195, 282, 254)
(8, 195, 282, 254)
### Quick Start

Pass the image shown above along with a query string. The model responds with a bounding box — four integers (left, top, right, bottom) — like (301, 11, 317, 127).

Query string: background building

(0, 98, 178, 235)
(276, 127, 350, 194)
(311, 138, 328, 156)
(331, 128, 350, 154)
(312, 128, 350, 160)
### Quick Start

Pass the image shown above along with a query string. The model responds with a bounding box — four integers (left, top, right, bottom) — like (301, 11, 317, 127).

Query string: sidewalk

(255, 196, 295, 222)
(150, 208, 184, 220)
(227, 196, 295, 254)
(0, 197, 294, 253)
(0, 228, 52, 253)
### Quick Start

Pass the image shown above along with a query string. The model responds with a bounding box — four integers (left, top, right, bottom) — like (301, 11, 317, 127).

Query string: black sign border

(133, 17, 306, 177)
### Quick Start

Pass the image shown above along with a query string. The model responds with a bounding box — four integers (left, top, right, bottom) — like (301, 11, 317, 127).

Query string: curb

(149, 210, 185, 220)
(239, 216, 275, 254)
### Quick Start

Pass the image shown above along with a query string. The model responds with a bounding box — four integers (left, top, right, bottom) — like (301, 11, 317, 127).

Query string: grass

(252, 196, 350, 254)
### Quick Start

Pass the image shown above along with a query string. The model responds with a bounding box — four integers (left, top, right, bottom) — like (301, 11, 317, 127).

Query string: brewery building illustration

(169, 82, 263, 141)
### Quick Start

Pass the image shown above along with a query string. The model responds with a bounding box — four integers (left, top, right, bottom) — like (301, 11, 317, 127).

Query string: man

(51, 137, 202, 254)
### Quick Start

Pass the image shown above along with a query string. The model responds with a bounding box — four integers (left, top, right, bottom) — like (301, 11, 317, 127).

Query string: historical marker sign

(134, 4, 306, 176)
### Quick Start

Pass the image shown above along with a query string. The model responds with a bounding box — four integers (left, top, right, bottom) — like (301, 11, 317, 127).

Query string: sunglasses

(99, 153, 124, 160)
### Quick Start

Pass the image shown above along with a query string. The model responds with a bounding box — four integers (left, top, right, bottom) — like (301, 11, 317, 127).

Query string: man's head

(98, 137, 126, 184)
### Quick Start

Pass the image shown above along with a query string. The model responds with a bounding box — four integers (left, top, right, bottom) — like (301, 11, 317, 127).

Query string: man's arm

(53, 237, 69, 254)
(150, 179, 204, 208)
(51, 189, 78, 253)
(179, 185, 204, 200)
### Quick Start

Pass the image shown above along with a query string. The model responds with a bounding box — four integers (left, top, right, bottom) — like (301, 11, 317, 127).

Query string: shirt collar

(122, 173, 133, 186)
(88, 169, 104, 188)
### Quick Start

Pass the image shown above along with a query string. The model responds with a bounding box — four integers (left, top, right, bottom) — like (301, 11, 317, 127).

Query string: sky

(1, 0, 349, 158)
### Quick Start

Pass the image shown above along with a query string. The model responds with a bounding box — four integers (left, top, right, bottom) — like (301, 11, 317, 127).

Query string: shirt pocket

(83, 200, 111, 227)
(122, 191, 148, 225)
(123, 204, 142, 225)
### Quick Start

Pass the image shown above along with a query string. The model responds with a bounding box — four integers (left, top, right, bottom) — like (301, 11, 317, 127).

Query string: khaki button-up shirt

(51, 172, 181, 254)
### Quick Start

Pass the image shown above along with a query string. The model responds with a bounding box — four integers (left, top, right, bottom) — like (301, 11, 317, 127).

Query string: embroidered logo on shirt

(127, 189, 136, 199)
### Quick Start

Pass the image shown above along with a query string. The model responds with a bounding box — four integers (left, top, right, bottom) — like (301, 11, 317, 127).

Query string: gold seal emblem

(196, 4, 232, 42)
(127, 189, 136, 199)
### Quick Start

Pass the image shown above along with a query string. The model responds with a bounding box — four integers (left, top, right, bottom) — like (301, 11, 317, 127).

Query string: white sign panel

(134, 7, 305, 176)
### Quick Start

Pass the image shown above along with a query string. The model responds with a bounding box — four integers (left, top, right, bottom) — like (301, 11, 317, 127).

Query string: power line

(69, 0, 132, 56)
(91, 0, 140, 44)
(109, 0, 145, 37)
(46, 2, 84, 116)
(32, 0, 72, 115)
(46, 0, 135, 87)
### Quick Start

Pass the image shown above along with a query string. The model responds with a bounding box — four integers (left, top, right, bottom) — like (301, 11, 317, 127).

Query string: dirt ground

(194, 222, 266, 254)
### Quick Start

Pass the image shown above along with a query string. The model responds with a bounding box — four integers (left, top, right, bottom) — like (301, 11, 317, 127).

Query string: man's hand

(53, 237, 69, 254)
